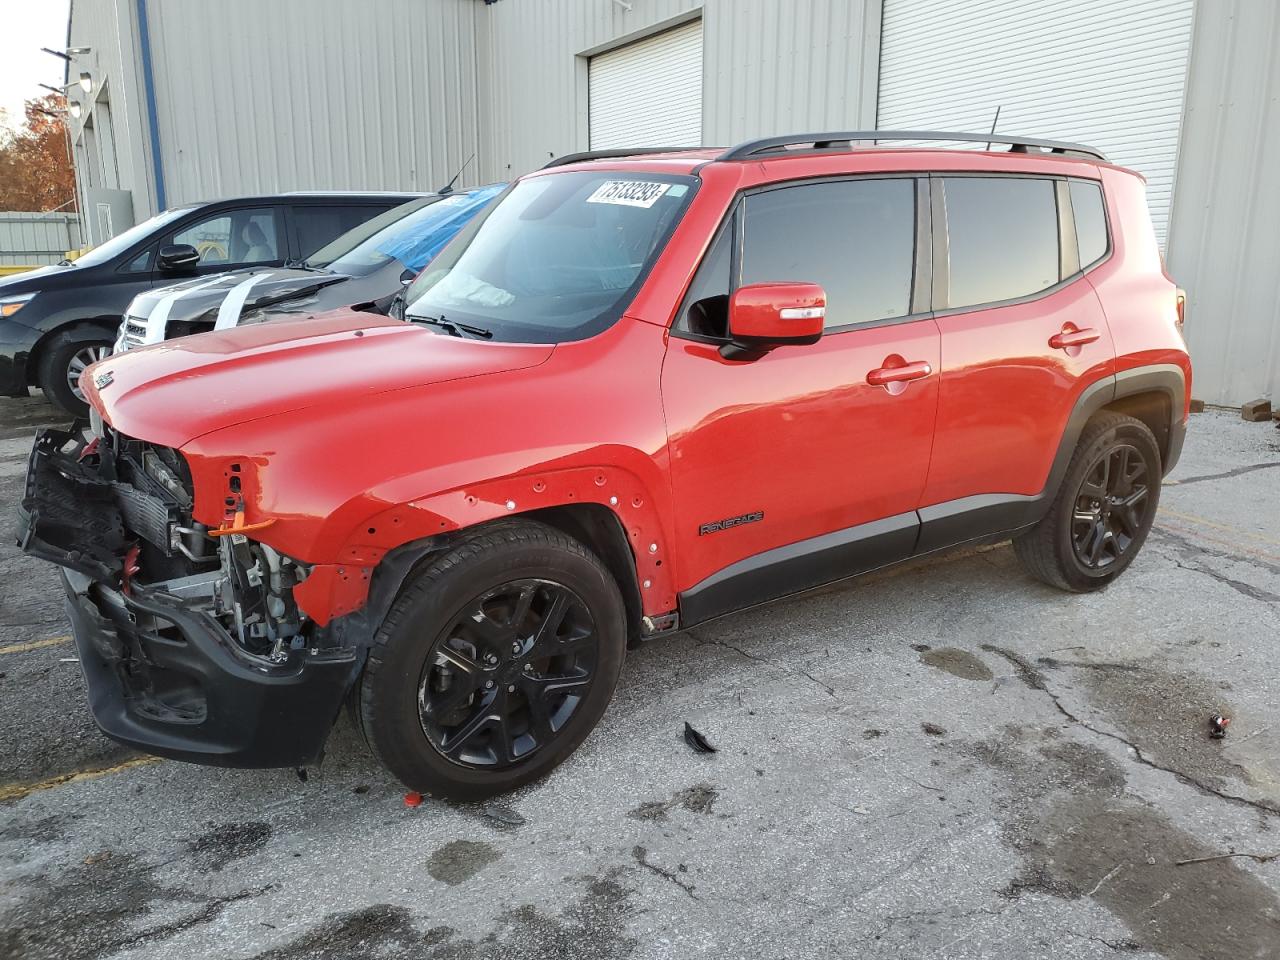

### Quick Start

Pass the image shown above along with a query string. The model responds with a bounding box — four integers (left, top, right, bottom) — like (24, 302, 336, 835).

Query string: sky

(0, 0, 74, 132)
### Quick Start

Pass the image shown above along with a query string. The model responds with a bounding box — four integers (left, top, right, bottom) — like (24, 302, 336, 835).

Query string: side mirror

(721, 282, 826, 359)
(400, 267, 416, 286)
(157, 243, 200, 272)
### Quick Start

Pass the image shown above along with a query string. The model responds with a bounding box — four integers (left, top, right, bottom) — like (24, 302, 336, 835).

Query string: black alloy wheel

(418, 578, 598, 768)
(359, 520, 626, 800)
(1070, 442, 1151, 571)
(1013, 412, 1162, 592)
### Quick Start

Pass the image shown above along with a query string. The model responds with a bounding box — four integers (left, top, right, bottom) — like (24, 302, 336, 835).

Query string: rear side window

(943, 177, 1060, 309)
(740, 178, 916, 329)
(1070, 179, 1108, 268)
(293, 205, 388, 259)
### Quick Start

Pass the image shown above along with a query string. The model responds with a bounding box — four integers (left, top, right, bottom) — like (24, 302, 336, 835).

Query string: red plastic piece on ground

(403, 791, 424, 807)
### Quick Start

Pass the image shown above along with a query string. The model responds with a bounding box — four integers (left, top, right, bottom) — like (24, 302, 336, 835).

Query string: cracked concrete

(2, 399, 1279, 959)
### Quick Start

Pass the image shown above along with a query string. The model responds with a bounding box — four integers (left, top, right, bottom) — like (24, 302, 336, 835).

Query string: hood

(0, 263, 71, 293)
(85, 308, 554, 448)
(127, 267, 351, 329)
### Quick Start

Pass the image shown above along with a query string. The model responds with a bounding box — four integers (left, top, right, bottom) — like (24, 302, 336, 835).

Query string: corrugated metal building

(0, 213, 83, 267)
(62, 0, 1278, 406)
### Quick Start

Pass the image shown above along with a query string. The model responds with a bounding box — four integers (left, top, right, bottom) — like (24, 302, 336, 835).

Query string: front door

(159, 206, 287, 283)
(662, 176, 940, 624)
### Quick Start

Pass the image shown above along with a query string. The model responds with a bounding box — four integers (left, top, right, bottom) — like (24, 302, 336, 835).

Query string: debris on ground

(684, 722, 717, 754)
(1209, 714, 1231, 739)
(404, 791, 424, 807)
(480, 803, 527, 827)
(353, 784, 370, 795)
(1189, 398, 1206, 413)
(921, 722, 947, 736)
(1241, 398, 1272, 422)
(1176, 851, 1279, 866)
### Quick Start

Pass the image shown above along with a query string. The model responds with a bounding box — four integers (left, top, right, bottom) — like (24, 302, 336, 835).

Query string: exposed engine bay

(20, 421, 309, 664)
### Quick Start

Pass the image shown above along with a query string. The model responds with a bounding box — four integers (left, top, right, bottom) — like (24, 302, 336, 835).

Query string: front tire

(359, 520, 627, 800)
(37, 327, 114, 416)
(1014, 412, 1161, 592)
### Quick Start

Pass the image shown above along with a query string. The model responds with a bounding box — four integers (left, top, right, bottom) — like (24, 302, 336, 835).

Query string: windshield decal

(586, 180, 671, 208)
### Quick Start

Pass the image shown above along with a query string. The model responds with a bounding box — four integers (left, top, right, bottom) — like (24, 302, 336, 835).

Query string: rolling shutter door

(878, 0, 1194, 245)
(589, 20, 703, 150)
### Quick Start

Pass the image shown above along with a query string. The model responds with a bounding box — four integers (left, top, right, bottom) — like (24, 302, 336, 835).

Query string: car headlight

(0, 293, 35, 318)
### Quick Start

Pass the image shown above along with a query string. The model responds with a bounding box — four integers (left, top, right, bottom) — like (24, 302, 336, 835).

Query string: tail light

(1175, 288, 1187, 330)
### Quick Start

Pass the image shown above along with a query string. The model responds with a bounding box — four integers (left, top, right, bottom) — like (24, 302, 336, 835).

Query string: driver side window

(170, 209, 281, 266)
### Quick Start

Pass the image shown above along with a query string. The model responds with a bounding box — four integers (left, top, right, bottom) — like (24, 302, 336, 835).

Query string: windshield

(314, 184, 504, 277)
(70, 207, 193, 268)
(403, 171, 697, 342)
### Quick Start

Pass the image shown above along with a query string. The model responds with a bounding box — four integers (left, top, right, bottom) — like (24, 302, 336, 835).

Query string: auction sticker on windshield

(587, 180, 672, 208)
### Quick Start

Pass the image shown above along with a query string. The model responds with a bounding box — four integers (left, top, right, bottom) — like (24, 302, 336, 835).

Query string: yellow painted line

(0, 635, 71, 656)
(0, 756, 163, 804)
(1160, 508, 1280, 549)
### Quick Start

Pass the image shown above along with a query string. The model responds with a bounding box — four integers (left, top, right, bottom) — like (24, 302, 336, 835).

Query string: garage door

(589, 20, 703, 150)
(877, 0, 1194, 245)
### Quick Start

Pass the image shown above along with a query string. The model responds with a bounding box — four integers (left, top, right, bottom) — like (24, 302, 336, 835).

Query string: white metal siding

(143, 0, 481, 206)
(472, 0, 881, 182)
(0, 213, 83, 266)
(877, 0, 1194, 245)
(1167, 0, 1280, 406)
(588, 20, 703, 149)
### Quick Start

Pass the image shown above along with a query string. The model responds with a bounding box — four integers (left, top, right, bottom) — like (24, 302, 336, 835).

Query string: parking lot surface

(1, 394, 1278, 960)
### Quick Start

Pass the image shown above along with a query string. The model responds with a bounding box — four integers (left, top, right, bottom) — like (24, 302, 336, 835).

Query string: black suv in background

(0, 192, 415, 413)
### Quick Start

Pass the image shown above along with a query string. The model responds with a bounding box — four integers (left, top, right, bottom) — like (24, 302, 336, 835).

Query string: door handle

(866, 360, 933, 386)
(1048, 327, 1101, 350)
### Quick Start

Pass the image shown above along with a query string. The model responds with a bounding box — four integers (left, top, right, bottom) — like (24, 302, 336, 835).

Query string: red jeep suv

(20, 132, 1190, 799)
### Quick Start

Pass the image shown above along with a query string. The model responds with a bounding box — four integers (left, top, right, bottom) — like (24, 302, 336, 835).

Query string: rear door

(918, 174, 1115, 549)
(288, 203, 401, 263)
(662, 176, 941, 622)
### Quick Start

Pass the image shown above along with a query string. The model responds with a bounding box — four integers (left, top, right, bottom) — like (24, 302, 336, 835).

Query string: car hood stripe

(214, 272, 272, 330)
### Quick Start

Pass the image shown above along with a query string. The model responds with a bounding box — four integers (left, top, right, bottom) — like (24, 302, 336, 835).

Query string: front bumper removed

(19, 426, 359, 768)
(59, 570, 357, 767)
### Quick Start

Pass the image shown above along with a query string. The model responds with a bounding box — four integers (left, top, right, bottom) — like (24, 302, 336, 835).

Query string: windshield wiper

(409, 314, 493, 339)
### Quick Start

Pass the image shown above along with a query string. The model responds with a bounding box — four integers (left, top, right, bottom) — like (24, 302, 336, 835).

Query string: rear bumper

(61, 568, 359, 768)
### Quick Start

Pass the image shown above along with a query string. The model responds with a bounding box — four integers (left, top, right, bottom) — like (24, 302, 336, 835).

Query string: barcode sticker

(586, 181, 672, 208)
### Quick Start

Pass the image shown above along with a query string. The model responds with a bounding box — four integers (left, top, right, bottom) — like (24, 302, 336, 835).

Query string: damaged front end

(18, 424, 360, 767)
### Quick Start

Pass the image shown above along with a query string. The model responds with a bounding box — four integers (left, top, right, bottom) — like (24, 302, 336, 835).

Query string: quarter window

(740, 178, 916, 329)
(680, 214, 734, 338)
(943, 177, 1060, 309)
(123, 247, 153, 272)
(1070, 179, 1108, 269)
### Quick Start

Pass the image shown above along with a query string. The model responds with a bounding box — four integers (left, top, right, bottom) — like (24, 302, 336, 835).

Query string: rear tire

(37, 327, 114, 416)
(359, 520, 627, 800)
(1013, 412, 1161, 592)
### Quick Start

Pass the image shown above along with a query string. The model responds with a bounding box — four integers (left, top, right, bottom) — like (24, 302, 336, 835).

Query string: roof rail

(719, 130, 1107, 163)
(542, 147, 702, 169)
